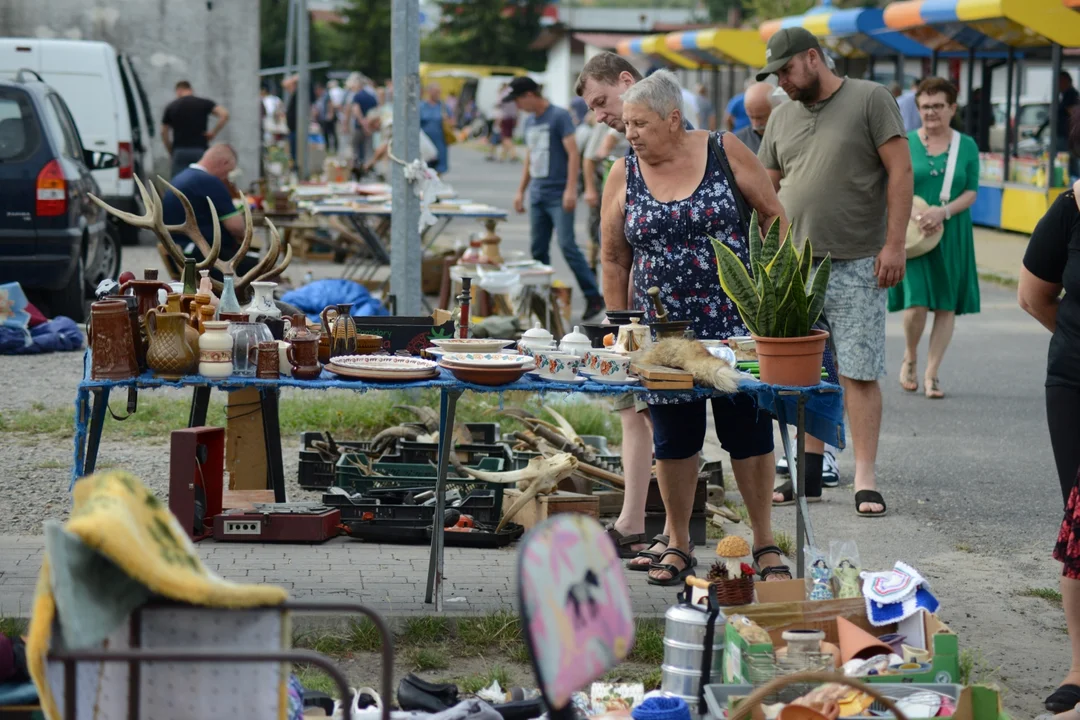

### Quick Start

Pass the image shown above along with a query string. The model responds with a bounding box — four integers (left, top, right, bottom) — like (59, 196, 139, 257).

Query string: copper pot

(89, 300, 139, 380)
(256, 341, 280, 379)
(287, 336, 322, 380)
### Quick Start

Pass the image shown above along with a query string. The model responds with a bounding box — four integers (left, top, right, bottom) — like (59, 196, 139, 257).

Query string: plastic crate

(333, 453, 507, 508)
(321, 489, 502, 524)
(397, 441, 514, 468)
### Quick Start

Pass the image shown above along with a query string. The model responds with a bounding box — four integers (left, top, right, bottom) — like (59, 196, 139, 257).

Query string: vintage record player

(212, 501, 341, 543)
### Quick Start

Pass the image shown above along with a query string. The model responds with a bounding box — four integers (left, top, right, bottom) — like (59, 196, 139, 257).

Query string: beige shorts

(612, 391, 648, 412)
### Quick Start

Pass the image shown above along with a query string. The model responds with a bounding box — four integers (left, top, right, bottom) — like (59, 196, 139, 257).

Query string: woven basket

(711, 575, 755, 606)
(728, 671, 911, 720)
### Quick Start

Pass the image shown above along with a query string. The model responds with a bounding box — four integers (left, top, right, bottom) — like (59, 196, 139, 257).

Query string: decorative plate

(439, 352, 533, 369)
(430, 338, 516, 353)
(329, 355, 438, 371)
(588, 376, 639, 386)
(537, 374, 587, 385)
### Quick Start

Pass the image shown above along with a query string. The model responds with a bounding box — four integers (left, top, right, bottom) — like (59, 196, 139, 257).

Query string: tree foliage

(422, 0, 548, 71)
(333, 0, 394, 82)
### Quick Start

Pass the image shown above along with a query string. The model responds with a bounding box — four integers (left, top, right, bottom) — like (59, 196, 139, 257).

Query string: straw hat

(905, 196, 943, 259)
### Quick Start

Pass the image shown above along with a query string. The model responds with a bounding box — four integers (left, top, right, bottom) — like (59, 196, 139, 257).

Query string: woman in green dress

(889, 77, 981, 399)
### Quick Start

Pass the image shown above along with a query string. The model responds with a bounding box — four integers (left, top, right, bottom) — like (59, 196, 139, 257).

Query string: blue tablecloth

(76, 355, 845, 447)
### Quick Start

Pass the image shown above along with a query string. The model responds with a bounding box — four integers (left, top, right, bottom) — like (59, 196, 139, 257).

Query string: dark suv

(0, 70, 115, 322)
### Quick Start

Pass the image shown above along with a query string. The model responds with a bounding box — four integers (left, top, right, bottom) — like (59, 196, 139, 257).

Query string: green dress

(888, 131, 981, 315)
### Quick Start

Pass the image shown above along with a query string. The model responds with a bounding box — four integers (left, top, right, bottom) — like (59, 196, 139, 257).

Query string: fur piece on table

(642, 338, 741, 393)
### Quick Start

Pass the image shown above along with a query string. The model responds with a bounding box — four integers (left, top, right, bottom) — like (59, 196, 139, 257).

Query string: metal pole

(391, 0, 423, 315)
(895, 55, 904, 85)
(284, 0, 296, 75)
(1004, 47, 1014, 182)
(295, 0, 310, 179)
(1049, 43, 1063, 189)
(1014, 53, 1024, 159)
(965, 47, 976, 136)
(931, 50, 939, 77)
(711, 66, 720, 128)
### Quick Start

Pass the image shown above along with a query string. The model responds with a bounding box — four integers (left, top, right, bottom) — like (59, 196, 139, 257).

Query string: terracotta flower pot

(751, 329, 829, 387)
(836, 616, 893, 664)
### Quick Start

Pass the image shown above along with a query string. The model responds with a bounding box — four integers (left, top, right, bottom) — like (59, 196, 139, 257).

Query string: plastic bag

(804, 545, 833, 601)
(829, 540, 862, 599)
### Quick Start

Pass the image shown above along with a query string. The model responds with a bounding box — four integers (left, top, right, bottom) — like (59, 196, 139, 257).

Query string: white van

(0, 39, 154, 249)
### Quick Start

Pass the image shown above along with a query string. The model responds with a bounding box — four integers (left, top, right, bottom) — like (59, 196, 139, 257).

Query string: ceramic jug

(245, 281, 280, 320)
(287, 313, 314, 341)
(120, 270, 171, 321)
(228, 322, 274, 378)
(320, 303, 357, 358)
(614, 317, 652, 355)
(145, 309, 197, 379)
(288, 336, 322, 380)
(192, 293, 212, 328)
(158, 293, 200, 355)
(89, 299, 139, 380)
(198, 321, 234, 379)
(105, 294, 146, 371)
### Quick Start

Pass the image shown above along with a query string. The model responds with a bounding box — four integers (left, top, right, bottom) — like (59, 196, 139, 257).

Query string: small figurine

(834, 558, 861, 599)
(809, 557, 834, 601)
(727, 614, 772, 645)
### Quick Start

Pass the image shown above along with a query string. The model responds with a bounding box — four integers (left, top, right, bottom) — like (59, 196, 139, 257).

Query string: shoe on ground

(776, 454, 789, 476)
(823, 450, 839, 488)
(582, 297, 606, 323)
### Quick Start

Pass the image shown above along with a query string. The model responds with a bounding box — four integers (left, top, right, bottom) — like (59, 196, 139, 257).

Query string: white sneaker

(776, 454, 789, 475)
(823, 450, 840, 488)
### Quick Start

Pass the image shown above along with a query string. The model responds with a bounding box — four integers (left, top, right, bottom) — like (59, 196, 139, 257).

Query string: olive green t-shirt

(758, 79, 906, 260)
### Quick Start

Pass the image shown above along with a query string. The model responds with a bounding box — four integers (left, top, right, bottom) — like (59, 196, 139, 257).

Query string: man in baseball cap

(505, 76, 542, 101)
(756, 27, 823, 82)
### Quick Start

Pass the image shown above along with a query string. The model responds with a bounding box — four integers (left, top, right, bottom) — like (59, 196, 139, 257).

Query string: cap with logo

(505, 76, 542, 100)
(756, 27, 822, 82)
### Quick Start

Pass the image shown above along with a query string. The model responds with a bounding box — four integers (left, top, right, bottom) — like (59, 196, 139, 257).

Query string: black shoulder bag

(708, 131, 753, 237)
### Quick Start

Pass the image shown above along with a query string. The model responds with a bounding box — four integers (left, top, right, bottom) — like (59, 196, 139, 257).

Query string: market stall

(883, 0, 1080, 232)
(615, 34, 700, 70)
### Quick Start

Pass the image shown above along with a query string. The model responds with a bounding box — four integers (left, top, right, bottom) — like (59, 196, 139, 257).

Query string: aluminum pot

(664, 603, 725, 646)
(663, 637, 723, 671)
(661, 664, 705, 698)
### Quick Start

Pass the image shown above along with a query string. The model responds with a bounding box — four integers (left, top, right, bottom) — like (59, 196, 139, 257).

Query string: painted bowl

(439, 362, 529, 386)
(355, 334, 383, 354)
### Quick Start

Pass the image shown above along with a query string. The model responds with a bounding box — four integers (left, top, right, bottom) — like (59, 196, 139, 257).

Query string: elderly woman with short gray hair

(600, 70, 790, 586)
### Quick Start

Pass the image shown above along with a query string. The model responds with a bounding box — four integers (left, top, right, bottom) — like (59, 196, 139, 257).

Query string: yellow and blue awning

(664, 29, 767, 68)
(882, 0, 1080, 49)
(759, 7, 932, 57)
(616, 35, 699, 69)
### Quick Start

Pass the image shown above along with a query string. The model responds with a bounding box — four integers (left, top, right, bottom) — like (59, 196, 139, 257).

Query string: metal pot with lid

(661, 578, 727, 711)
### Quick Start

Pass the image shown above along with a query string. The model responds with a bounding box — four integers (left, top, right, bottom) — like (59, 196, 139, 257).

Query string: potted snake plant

(711, 212, 831, 386)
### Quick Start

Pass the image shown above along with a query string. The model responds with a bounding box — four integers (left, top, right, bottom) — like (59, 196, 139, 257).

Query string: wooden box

(631, 362, 693, 390)
(501, 489, 599, 529)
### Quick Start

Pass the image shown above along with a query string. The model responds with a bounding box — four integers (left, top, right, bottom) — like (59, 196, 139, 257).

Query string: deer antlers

(89, 175, 292, 295)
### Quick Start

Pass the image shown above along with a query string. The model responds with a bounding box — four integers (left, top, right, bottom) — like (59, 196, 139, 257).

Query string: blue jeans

(529, 198, 600, 300)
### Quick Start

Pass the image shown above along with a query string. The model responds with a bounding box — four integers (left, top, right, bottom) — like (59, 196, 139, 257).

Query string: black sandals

(627, 534, 670, 571)
(646, 547, 697, 586)
(855, 490, 888, 518)
(773, 480, 822, 506)
(753, 545, 792, 581)
(1045, 684, 1080, 713)
(605, 526, 648, 560)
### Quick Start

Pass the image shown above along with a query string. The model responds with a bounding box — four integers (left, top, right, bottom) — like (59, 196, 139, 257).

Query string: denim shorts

(819, 257, 886, 382)
(649, 394, 774, 461)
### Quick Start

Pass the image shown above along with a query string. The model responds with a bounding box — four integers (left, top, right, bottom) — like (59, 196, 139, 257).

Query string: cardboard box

(352, 316, 455, 354)
(501, 489, 599, 529)
(225, 387, 267, 490)
(719, 598, 960, 685)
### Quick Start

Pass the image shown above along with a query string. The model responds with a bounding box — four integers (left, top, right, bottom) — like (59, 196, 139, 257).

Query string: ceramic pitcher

(145, 309, 197, 379)
(245, 281, 280, 320)
(120, 271, 171, 321)
(320, 303, 357, 358)
(105, 294, 146, 371)
(89, 299, 139, 380)
(288, 336, 322, 380)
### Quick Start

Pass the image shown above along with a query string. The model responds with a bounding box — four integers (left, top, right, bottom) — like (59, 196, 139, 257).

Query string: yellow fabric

(26, 471, 288, 720)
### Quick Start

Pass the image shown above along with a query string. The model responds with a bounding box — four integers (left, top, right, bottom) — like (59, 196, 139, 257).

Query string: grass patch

(409, 646, 451, 671)
(602, 667, 663, 690)
(293, 629, 351, 655)
(955, 543, 973, 553)
(958, 649, 999, 687)
(457, 612, 522, 655)
(402, 616, 451, 644)
(455, 666, 513, 695)
(706, 521, 725, 540)
(35, 459, 66, 470)
(0, 618, 27, 638)
(506, 642, 531, 665)
(774, 531, 794, 558)
(628, 619, 664, 665)
(1019, 587, 1063, 605)
(0, 389, 621, 444)
(345, 618, 384, 652)
(294, 666, 337, 696)
(978, 270, 1018, 289)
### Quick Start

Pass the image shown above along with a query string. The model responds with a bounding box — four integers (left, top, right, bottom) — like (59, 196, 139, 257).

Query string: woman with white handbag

(888, 77, 981, 399)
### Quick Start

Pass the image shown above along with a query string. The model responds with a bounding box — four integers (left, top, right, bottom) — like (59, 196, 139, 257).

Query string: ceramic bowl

(580, 323, 620, 349)
(440, 352, 533, 369)
(329, 355, 438, 372)
(355, 334, 384, 354)
(534, 351, 583, 380)
(439, 362, 528, 386)
(430, 338, 516, 353)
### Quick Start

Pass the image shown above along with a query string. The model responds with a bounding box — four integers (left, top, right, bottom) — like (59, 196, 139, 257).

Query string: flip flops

(855, 489, 888, 518)
(646, 547, 697, 586)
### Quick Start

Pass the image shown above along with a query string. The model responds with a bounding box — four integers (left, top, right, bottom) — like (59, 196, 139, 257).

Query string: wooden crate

(501, 489, 599, 529)
(630, 362, 694, 390)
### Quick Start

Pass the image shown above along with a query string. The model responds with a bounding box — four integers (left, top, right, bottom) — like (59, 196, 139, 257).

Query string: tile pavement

(0, 535, 683, 619)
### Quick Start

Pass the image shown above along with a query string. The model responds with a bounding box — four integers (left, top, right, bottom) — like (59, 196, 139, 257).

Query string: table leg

(422, 217, 452, 250)
(776, 393, 816, 578)
(84, 387, 110, 478)
(424, 388, 462, 609)
(72, 388, 91, 488)
(189, 386, 211, 428)
(260, 388, 287, 503)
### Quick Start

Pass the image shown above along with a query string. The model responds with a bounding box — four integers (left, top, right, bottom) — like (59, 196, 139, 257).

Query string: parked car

(990, 99, 1051, 153)
(0, 38, 155, 255)
(0, 71, 112, 322)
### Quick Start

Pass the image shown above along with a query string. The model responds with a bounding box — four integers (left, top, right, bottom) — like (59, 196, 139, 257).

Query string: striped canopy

(664, 28, 768, 67)
(759, 6, 931, 57)
(883, 0, 1080, 48)
(616, 35, 699, 69)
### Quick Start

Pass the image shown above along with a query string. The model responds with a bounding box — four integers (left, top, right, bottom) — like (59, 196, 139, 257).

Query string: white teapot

(558, 325, 592, 357)
(518, 322, 555, 354)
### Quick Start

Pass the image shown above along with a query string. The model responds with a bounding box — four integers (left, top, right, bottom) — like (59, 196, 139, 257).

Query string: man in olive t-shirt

(756, 28, 913, 519)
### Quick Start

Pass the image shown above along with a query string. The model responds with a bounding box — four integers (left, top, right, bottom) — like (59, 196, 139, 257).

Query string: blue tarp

(0, 317, 84, 355)
(280, 279, 388, 322)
